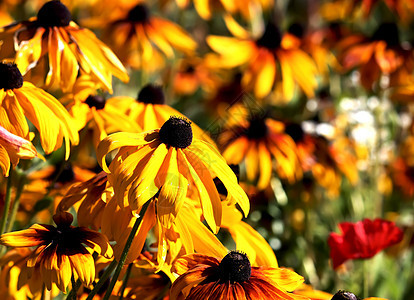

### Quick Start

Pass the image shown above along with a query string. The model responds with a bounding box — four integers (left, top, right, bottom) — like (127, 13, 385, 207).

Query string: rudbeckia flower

(0, 124, 36, 176)
(107, 84, 215, 145)
(94, 2, 197, 71)
(285, 123, 358, 197)
(328, 219, 403, 269)
(0, 211, 113, 291)
(337, 22, 412, 90)
(170, 251, 309, 300)
(0, 0, 129, 93)
(220, 111, 302, 189)
(0, 62, 78, 159)
(207, 19, 318, 100)
(97, 116, 249, 233)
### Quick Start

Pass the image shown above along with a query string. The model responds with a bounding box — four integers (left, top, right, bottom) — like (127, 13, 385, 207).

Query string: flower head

(170, 251, 309, 300)
(0, 61, 78, 159)
(0, 1, 129, 92)
(0, 211, 113, 291)
(97, 116, 249, 232)
(328, 219, 403, 269)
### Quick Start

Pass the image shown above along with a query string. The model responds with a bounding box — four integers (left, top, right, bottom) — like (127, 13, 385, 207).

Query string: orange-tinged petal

(69, 252, 95, 287)
(97, 130, 158, 172)
(0, 144, 10, 176)
(158, 148, 189, 229)
(222, 136, 249, 165)
(254, 51, 276, 98)
(0, 125, 36, 159)
(277, 51, 295, 100)
(152, 18, 197, 53)
(45, 28, 61, 88)
(127, 143, 169, 212)
(188, 140, 250, 217)
(15, 27, 45, 75)
(60, 38, 79, 93)
(245, 141, 259, 182)
(259, 267, 305, 292)
(207, 36, 255, 68)
(0, 224, 50, 247)
(257, 141, 272, 189)
(223, 14, 250, 39)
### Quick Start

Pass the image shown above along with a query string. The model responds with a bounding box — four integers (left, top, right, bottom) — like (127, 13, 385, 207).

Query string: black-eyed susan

(219, 109, 302, 189)
(0, 1, 129, 93)
(285, 123, 358, 197)
(0, 62, 78, 159)
(64, 77, 141, 148)
(97, 116, 249, 233)
(170, 251, 310, 300)
(207, 19, 318, 100)
(0, 211, 113, 291)
(337, 22, 412, 90)
(0, 124, 36, 176)
(91, 1, 196, 71)
(107, 84, 215, 145)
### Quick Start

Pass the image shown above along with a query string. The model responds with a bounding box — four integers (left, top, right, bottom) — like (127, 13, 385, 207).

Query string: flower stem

(0, 169, 13, 236)
(85, 259, 117, 300)
(67, 276, 80, 300)
(6, 170, 26, 232)
(102, 212, 145, 300)
(363, 259, 369, 299)
(118, 263, 133, 300)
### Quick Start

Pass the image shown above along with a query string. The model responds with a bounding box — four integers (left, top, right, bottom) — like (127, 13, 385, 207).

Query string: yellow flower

(0, 1, 129, 93)
(97, 116, 249, 233)
(207, 19, 318, 100)
(220, 110, 302, 189)
(170, 251, 309, 300)
(0, 211, 113, 292)
(0, 62, 78, 159)
(93, 2, 197, 71)
(107, 84, 215, 145)
(0, 124, 36, 176)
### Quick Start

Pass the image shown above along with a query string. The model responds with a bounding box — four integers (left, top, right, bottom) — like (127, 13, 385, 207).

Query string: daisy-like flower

(337, 22, 412, 90)
(94, 2, 197, 71)
(219, 110, 302, 189)
(107, 84, 215, 144)
(207, 19, 318, 100)
(0, 124, 36, 176)
(97, 116, 249, 233)
(0, 62, 78, 159)
(170, 251, 309, 300)
(0, 0, 129, 93)
(0, 211, 113, 291)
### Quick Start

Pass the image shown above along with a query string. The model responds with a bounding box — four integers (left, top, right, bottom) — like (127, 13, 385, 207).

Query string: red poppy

(328, 219, 403, 269)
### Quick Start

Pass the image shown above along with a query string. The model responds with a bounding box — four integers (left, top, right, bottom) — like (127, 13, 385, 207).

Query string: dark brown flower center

(37, 1, 72, 27)
(245, 116, 268, 139)
(288, 23, 305, 38)
(0, 62, 23, 90)
(331, 290, 360, 300)
(127, 4, 150, 23)
(256, 23, 282, 50)
(137, 84, 165, 104)
(372, 23, 399, 47)
(159, 116, 193, 148)
(285, 123, 304, 143)
(86, 95, 106, 110)
(218, 251, 251, 283)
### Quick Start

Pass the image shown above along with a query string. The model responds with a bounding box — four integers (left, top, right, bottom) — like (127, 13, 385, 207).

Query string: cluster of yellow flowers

(0, 0, 413, 299)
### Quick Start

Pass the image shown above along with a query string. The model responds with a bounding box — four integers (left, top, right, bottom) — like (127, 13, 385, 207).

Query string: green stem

(102, 214, 144, 300)
(6, 172, 26, 232)
(85, 259, 117, 300)
(118, 263, 133, 300)
(363, 259, 369, 299)
(0, 169, 13, 235)
(67, 276, 80, 300)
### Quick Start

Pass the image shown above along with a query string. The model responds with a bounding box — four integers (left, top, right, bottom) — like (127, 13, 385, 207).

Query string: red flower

(328, 219, 403, 269)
